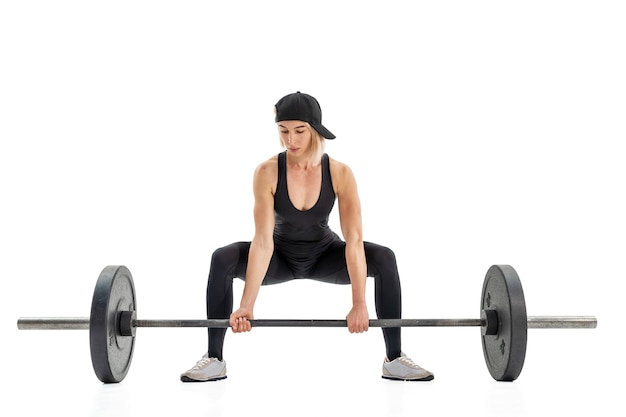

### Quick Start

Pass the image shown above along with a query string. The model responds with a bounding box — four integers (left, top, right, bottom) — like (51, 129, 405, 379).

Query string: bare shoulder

(253, 154, 279, 194)
(329, 156, 355, 177)
(255, 154, 278, 175)
(328, 156, 357, 193)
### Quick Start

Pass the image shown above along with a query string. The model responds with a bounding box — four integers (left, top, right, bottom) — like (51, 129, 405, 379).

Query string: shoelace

(192, 357, 213, 370)
(397, 356, 423, 370)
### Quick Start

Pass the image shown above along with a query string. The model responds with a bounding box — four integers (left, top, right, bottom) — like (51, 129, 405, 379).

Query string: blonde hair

(278, 122, 326, 167)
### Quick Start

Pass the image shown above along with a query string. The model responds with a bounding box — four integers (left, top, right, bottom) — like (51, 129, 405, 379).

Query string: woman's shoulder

(328, 155, 353, 177)
(327, 155, 357, 192)
(254, 154, 279, 180)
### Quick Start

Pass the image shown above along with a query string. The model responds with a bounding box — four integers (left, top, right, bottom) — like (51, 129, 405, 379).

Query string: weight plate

(480, 265, 527, 381)
(89, 265, 136, 383)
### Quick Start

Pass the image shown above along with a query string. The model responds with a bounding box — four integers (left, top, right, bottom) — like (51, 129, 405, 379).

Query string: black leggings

(206, 240, 402, 361)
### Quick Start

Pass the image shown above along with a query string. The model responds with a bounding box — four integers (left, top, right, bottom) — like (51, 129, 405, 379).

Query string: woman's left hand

(346, 304, 369, 333)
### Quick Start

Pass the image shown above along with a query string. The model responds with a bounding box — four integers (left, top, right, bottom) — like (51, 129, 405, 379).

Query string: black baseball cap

(274, 92, 336, 139)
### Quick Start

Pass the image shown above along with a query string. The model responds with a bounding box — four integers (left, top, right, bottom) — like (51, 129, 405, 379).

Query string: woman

(181, 92, 433, 382)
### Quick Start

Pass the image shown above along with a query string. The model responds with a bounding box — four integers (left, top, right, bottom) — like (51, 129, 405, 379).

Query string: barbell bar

(16, 264, 597, 383)
(17, 317, 597, 330)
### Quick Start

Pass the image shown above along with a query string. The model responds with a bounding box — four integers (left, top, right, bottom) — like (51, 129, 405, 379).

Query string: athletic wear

(275, 91, 336, 139)
(205, 152, 403, 362)
(180, 354, 227, 382)
(382, 352, 434, 381)
(274, 152, 341, 275)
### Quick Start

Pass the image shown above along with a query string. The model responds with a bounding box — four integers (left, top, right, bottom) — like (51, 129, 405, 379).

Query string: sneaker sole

(180, 375, 227, 383)
(382, 374, 434, 382)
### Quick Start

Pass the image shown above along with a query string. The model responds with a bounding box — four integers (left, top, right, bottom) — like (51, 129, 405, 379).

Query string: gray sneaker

(180, 354, 227, 382)
(382, 352, 434, 381)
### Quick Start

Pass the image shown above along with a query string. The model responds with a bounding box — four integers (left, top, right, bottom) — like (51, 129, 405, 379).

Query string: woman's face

(278, 120, 312, 156)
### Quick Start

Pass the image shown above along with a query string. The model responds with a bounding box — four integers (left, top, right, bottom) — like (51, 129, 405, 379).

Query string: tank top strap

(321, 153, 333, 193)
(277, 151, 287, 195)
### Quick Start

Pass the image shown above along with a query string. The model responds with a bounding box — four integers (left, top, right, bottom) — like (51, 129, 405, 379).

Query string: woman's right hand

(230, 307, 254, 333)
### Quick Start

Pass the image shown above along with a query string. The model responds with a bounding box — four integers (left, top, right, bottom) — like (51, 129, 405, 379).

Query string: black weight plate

(90, 265, 136, 383)
(481, 265, 527, 381)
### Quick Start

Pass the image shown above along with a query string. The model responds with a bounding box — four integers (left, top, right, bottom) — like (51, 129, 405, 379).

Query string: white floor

(4, 284, 618, 417)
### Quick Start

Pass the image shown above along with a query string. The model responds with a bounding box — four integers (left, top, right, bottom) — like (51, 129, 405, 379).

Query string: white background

(1, 1, 624, 416)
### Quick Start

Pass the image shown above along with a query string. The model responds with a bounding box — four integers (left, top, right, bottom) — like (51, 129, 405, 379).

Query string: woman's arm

(230, 159, 276, 332)
(332, 159, 369, 333)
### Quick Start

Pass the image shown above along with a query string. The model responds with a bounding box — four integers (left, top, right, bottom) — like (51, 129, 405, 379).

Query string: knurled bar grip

(16, 316, 598, 330)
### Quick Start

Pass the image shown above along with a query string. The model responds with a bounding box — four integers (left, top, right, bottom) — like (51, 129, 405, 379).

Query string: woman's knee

(364, 242, 400, 280)
(210, 242, 247, 273)
(365, 243, 397, 266)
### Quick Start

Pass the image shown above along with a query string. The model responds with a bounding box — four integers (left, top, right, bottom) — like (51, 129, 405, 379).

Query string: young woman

(181, 92, 433, 382)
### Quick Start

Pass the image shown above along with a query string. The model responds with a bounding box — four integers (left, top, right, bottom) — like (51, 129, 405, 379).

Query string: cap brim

(312, 124, 336, 140)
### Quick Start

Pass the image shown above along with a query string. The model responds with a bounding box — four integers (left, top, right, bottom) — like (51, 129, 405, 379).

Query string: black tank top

(273, 151, 341, 273)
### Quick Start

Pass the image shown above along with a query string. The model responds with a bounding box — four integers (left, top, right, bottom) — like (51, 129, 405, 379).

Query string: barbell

(17, 264, 596, 383)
